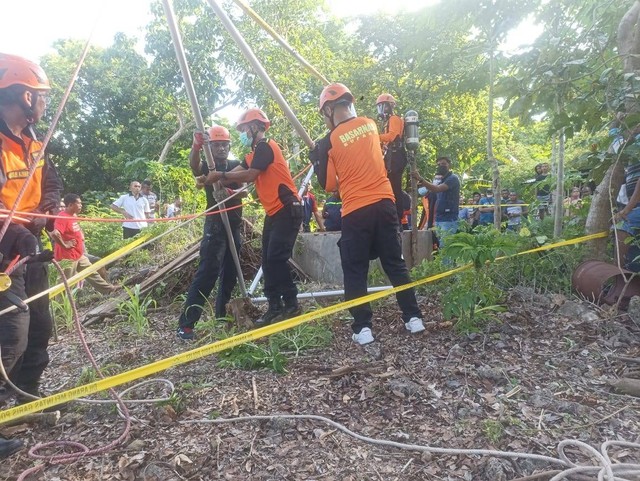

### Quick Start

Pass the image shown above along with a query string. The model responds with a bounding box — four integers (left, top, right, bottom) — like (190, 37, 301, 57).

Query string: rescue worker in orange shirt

(0, 53, 62, 458)
(310, 83, 425, 345)
(377, 93, 408, 228)
(199, 108, 302, 327)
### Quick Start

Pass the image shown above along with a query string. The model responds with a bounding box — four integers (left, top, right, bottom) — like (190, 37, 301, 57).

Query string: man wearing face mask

(309, 83, 425, 346)
(376, 93, 408, 228)
(199, 109, 302, 328)
(175, 126, 244, 340)
(412, 157, 460, 237)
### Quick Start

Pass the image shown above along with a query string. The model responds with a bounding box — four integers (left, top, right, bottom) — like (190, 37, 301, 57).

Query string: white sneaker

(352, 327, 375, 345)
(405, 317, 426, 333)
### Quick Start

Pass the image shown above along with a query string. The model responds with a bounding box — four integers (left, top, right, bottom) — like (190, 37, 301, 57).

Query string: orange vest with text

(245, 139, 299, 216)
(326, 117, 394, 217)
(0, 131, 44, 220)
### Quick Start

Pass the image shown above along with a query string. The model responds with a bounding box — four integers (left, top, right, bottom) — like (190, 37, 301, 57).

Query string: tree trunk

(488, 49, 501, 230)
(584, 1, 640, 253)
(618, 0, 640, 77)
(585, 161, 625, 258)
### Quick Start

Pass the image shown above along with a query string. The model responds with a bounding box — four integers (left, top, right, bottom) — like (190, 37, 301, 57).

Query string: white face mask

(349, 104, 357, 117)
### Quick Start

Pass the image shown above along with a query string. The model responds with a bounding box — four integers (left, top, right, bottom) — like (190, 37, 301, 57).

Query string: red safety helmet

(235, 108, 270, 131)
(376, 93, 396, 105)
(0, 53, 50, 91)
(208, 125, 231, 141)
(319, 83, 354, 112)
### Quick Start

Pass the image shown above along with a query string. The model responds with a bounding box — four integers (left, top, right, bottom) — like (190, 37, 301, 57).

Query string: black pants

(123, 227, 141, 239)
(179, 219, 242, 327)
(262, 203, 302, 305)
(0, 258, 53, 390)
(339, 199, 422, 333)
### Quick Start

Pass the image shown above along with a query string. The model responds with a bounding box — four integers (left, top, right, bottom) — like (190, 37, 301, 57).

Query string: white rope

(181, 414, 640, 481)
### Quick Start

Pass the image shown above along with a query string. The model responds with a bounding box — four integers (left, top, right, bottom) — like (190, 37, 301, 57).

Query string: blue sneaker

(176, 327, 195, 341)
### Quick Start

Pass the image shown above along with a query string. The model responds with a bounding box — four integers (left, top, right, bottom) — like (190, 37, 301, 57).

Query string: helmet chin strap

(22, 91, 37, 125)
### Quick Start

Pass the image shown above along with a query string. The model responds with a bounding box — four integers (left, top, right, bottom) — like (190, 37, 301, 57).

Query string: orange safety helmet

(376, 93, 396, 105)
(319, 83, 354, 112)
(208, 125, 231, 141)
(235, 108, 270, 131)
(0, 53, 50, 91)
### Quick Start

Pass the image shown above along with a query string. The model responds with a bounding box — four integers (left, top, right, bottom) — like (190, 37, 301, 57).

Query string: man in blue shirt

(412, 156, 460, 237)
(478, 190, 495, 226)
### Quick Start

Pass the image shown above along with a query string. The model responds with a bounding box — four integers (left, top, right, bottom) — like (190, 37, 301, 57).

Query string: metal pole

(251, 285, 392, 304)
(161, 0, 248, 296)
(205, 0, 314, 149)
(408, 151, 419, 266)
(231, 0, 330, 85)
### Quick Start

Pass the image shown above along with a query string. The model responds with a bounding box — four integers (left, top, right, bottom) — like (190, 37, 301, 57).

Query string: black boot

(16, 384, 67, 412)
(0, 437, 23, 460)
(281, 297, 301, 319)
(254, 299, 283, 328)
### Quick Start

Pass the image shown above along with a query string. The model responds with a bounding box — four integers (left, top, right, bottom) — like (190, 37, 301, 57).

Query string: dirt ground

(1, 286, 639, 481)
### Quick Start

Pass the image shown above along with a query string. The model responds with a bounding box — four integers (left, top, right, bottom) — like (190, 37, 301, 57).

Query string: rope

(181, 415, 640, 481)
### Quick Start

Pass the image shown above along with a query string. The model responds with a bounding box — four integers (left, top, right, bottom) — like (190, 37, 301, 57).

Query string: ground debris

(2, 290, 639, 480)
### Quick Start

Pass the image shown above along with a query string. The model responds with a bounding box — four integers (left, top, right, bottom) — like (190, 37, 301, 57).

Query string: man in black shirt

(176, 126, 244, 340)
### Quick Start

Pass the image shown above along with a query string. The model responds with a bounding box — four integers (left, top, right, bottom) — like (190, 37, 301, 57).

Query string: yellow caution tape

(0, 231, 608, 422)
(0, 236, 149, 317)
(49, 235, 150, 297)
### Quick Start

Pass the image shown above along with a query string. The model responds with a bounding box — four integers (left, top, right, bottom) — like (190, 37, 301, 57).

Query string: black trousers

(262, 203, 302, 305)
(0, 256, 53, 390)
(179, 218, 242, 327)
(339, 199, 422, 333)
(123, 227, 141, 239)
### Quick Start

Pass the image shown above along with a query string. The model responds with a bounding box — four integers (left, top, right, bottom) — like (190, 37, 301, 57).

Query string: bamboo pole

(161, 0, 247, 296)
(231, 0, 330, 85)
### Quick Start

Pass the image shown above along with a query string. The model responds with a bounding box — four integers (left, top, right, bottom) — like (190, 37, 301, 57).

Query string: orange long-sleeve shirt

(378, 114, 403, 144)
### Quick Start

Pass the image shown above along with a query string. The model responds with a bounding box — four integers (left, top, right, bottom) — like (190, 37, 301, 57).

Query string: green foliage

(51, 293, 75, 331)
(273, 322, 333, 357)
(483, 419, 505, 444)
(443, 227, 520, 268)
(118, 284, 156, 335)
(156, 392, 187, 414)
(218, 338, 288, 374)
(491, 243, 586, 295)
(77, 363, 122, 387)
(440, 228, 519, 331)
(197, 320, 333, 373)
(81, 204, 127, 258)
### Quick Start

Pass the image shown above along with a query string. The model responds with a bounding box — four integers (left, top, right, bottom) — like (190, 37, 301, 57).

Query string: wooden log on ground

(84, 242, 201, 323)
(609, 377, 640, 397)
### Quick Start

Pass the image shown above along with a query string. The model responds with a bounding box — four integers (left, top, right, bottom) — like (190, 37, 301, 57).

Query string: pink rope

(17, 260, 132, 480)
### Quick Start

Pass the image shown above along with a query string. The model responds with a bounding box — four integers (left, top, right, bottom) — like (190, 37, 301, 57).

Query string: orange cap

(236, 108, 270, 131)
(376, 93, 396, 105)
(0, 53, 50, 90)
(319, 83, 354, 111)
(208, 125, 231, 141)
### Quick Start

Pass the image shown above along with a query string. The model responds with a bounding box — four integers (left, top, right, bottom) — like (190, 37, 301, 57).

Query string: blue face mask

(418, 186, 428, 196)
(239, 131, 252, 148)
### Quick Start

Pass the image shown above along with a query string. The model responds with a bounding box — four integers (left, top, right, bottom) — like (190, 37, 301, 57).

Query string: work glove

(0, 223, 38, 262)
(193, 130, 209, 150)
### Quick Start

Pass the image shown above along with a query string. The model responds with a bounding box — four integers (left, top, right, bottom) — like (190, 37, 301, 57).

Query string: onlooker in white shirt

(111, 181, 151, 239)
